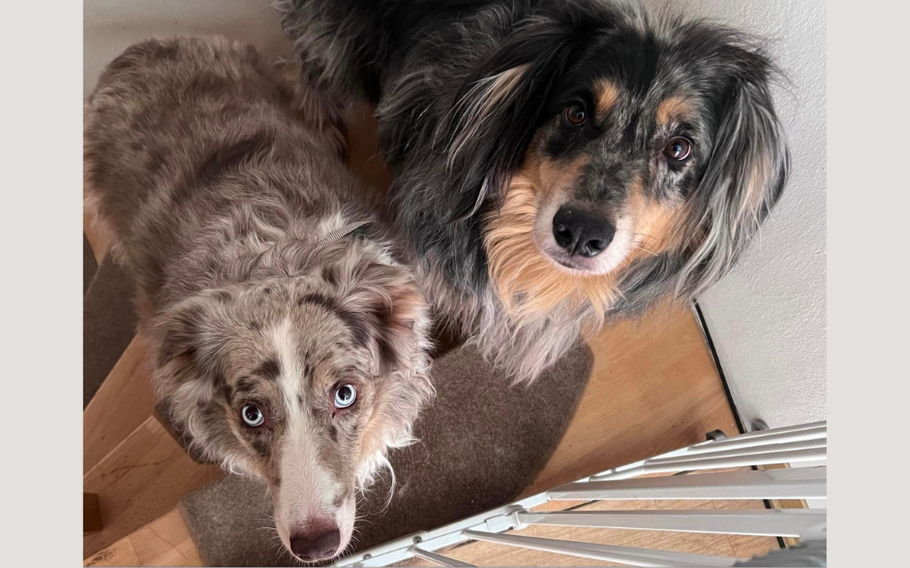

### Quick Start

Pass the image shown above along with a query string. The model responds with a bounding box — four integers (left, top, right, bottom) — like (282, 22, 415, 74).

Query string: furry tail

(275, 0, 481, 114)
(275, 0, 393, 117)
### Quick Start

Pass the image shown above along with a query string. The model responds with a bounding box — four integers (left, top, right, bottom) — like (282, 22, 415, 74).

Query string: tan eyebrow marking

(656, 95, 695, 126)
(593, 78, 620, 122)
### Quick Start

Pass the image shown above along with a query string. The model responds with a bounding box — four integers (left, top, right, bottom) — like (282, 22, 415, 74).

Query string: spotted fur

(83, 36, 433, 561)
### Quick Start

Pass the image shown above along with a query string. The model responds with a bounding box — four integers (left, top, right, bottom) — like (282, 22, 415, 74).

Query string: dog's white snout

(274, 432, 355, 560)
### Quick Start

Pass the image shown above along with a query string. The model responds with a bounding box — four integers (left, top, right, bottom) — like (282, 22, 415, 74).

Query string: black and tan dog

(278, 0, 790, 382)
(84, 36, 433, 562)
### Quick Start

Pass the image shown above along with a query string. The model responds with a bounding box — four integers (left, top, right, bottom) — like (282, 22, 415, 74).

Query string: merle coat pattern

(84, 36, 433, 561)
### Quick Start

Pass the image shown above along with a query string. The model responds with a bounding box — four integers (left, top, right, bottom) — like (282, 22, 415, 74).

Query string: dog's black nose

(552, 207, 615, 257)
(290, 526, 341, 561)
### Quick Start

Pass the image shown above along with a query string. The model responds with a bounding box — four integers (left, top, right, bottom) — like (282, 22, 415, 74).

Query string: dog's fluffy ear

(335, 261, 435, 487)
(676, 44, 790, 297)
(150, 291, 253, 469)
(336, 261, 432, 378)
(441, 4, 610, 220)
(153, 293, 231, 384)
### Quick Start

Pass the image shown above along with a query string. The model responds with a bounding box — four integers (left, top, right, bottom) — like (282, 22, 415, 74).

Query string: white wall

(644, 0, 827, 431)
(84, 0, 292, 100)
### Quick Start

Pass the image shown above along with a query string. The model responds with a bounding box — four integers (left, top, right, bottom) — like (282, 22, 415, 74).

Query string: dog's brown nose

(553, 207, 615, 258)
(290, 525, 341, 561)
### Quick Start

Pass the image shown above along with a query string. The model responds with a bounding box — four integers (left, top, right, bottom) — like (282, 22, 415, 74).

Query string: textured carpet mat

(83, 253, 138, 408)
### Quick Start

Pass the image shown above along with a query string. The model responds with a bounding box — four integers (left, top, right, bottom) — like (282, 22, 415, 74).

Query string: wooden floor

(83, 103, 775, 566)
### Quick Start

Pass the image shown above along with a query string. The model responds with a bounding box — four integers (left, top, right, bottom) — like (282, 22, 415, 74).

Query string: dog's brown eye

(241, 404, 265, 427)
(664, 137, 693, 161)
(563, 103, 586, 126)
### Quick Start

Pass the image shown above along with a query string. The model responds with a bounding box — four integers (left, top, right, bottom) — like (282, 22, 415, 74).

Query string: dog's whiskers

(631, 245, 658, 257)
(634, 232, 660, 244)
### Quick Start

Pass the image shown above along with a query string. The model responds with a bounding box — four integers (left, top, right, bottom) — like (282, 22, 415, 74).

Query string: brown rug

(179, 342, 593, 566)
(84, 234, 97, 296)
(83, 252, 139, 408)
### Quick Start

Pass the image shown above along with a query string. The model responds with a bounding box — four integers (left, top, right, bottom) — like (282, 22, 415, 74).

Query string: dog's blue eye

(241, 404, 265, 427)
(334, 384, 357, 409)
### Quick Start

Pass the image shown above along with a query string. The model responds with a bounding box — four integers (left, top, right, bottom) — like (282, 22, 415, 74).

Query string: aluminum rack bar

(550, 466, 827, 501)
(411, 547, 476, 567)
(675, 426, 826, 457)
(516, 509, 827, 537)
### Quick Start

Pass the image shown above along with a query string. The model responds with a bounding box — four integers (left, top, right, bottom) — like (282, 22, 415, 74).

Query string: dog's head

(444, 1, 789, 318)
(152, 259, 432, 562)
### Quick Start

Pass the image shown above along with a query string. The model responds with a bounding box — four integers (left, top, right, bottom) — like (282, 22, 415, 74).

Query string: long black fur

(277, 0, 790, 382)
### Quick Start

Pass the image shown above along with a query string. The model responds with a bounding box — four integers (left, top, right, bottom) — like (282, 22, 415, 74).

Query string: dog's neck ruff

(317, 220, 372, 247)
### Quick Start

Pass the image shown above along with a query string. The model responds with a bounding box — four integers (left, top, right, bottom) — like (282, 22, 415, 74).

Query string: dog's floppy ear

(336, 261, 432, 378)
(151, 290, 240, 421)
(442, 5, 611, 219)
(153, 292, 232, 383)
(149, 291, 251, 467)
(676, 45, 790, 297)
(334, 260, 435, 487)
